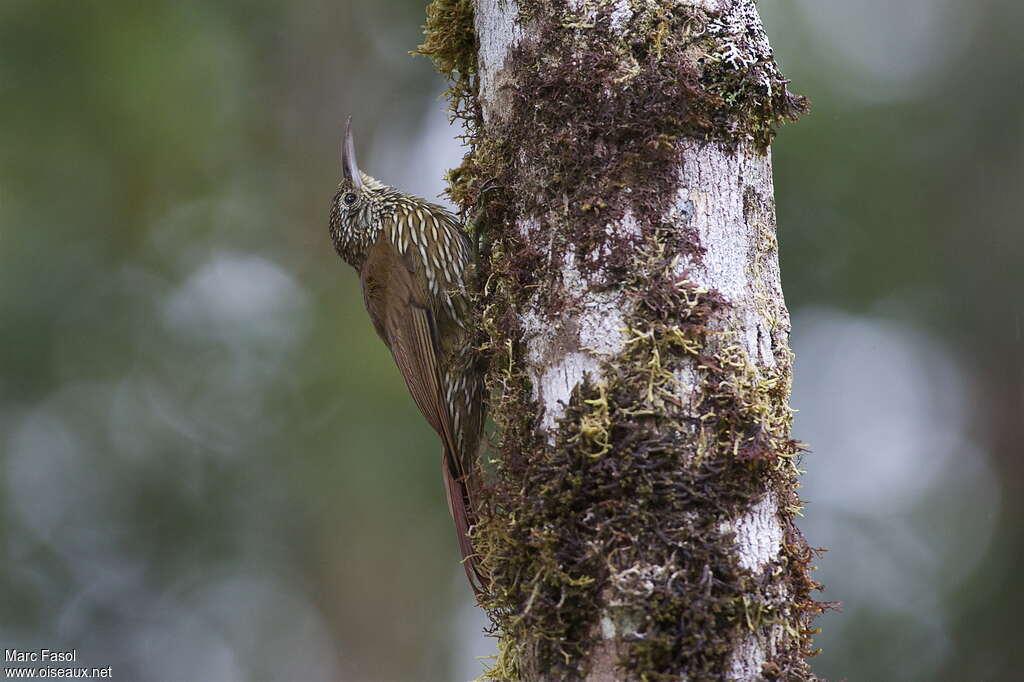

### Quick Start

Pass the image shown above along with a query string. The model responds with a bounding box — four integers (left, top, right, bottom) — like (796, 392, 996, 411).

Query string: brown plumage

(328, 119, 485, 593)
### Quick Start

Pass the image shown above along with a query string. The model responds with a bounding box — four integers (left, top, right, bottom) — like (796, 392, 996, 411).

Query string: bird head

(329, 118, 390, 267)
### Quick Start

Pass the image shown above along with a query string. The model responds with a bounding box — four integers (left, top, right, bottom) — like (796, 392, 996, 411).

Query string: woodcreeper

(329, 119, 485, 593)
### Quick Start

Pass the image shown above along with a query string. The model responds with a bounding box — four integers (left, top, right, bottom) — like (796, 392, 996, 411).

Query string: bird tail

(442, 449, 485, 597)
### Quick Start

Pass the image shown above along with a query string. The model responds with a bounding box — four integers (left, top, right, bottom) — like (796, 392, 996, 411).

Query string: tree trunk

(420, 1, 824, 679)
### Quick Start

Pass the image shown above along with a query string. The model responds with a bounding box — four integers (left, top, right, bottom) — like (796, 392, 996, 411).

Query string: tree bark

(421, 1, 823, 679)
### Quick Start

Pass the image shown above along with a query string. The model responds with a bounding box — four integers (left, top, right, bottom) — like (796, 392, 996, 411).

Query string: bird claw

(477, 177, 501, 199)
(469, 178, 501, 255)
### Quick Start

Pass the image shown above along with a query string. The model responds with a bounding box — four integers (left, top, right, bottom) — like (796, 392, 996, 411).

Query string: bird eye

(343, 192, 358, 206)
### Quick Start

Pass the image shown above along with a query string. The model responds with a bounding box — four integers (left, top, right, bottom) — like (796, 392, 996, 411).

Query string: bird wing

(361, 235, 484, 593)
(361, 237, 460, 458)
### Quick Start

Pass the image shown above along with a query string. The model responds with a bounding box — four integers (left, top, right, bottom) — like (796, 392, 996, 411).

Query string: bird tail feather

(442, 450, 485, 597)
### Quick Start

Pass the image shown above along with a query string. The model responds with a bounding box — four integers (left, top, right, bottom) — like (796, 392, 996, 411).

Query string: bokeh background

(1, 1, 1020, 680)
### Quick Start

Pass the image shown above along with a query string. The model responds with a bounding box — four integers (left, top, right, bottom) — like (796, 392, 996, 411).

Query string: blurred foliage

(0, 1, 1020, 681)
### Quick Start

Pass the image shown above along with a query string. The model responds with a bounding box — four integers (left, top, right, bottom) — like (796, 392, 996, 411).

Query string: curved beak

(342, 117, 364, 191)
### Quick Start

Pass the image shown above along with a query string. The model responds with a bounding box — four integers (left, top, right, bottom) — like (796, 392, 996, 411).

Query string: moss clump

(696, 3, 809, 148)
(413, 0, 478, 125)
(699, 343, 801, 470)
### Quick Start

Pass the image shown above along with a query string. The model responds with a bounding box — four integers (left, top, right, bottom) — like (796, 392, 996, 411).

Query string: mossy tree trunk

(420, 0, 824, 679)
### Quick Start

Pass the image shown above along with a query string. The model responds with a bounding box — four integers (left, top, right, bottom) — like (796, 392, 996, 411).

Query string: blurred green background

(0, 1, 1020, 680)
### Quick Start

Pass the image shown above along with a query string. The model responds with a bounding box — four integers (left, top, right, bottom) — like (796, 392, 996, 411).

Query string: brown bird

(328, 119, 485, 593)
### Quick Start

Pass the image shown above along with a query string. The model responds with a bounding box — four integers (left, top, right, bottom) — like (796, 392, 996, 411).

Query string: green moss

(414, 0, 475, 78)
(413, 0, 479, 128)
(417, 1, 825, 680)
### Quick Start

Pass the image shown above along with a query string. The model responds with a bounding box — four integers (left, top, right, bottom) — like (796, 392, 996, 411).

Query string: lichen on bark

(416, 1, 826, 680)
